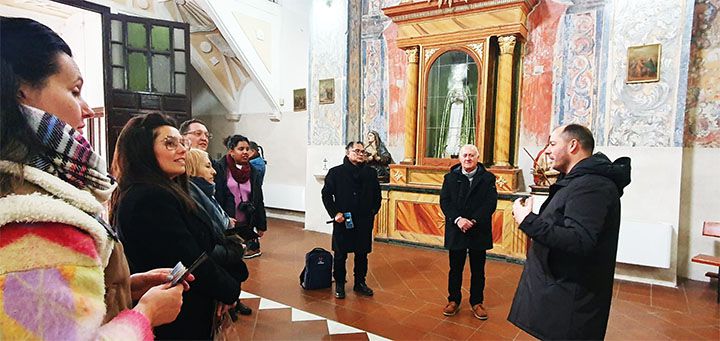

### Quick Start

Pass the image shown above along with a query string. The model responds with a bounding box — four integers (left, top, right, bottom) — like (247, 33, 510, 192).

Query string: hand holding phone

(170, 252, 208, 287)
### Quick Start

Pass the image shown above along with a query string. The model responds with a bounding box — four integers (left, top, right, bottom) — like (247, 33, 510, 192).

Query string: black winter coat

(115, 183, 240, 340)
(439, 163, 498, 250)
(508, 153, 631, 340)
(214, 156, 267, 231)
(188, 179, 249, 283)
(321, 157, 381, 253)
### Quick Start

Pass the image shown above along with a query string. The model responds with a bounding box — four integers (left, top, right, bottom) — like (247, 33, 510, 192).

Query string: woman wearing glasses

(0, 17, 185, 339)
(110, 113, 241, 339)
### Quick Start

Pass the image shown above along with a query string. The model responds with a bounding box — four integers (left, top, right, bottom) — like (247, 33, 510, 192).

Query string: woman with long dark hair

(214, 134, 267, 259)
(0, 17, 183, 339)
(111, 113, 241, 339)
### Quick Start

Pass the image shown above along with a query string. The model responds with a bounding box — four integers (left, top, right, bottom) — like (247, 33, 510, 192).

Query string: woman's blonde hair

(185, 148, 210, 177)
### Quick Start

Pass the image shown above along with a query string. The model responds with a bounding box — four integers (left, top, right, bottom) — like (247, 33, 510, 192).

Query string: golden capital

(498, 35, 517, 55)
(405, 47, 419, 64)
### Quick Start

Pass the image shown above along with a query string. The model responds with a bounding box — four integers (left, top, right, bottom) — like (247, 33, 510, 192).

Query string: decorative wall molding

(498, 35, 517, 54)
(466, 42, 484, 58)
(606, 0, 685, 147)
(388, 0, 537, 23)
(553, 8, 604, 131)
(347, 0, 363, 142)
(423, 47, 437, 64)
(683, 0, 720, 147)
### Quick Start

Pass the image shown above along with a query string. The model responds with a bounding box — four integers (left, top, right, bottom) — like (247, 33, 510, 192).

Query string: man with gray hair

(440, 144, 498, 320)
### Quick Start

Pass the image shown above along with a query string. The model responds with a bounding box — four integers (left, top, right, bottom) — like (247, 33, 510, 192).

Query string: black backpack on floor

(299, 248, 333, 290)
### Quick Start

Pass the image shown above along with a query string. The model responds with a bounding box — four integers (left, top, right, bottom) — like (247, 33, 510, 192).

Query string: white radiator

(616, 221, 673, 268)
(263, 183, 305, 211)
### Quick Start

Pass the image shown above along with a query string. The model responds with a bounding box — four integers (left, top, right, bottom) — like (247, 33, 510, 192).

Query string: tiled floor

(222, 218, 720, 340)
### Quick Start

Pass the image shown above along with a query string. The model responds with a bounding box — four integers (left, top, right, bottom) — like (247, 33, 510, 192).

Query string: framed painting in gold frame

(293, 88, 306, 111)
(319, 78, 335, 104)
(627, 44, 661, 84)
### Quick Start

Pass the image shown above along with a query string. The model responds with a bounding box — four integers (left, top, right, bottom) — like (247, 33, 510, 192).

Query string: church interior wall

(680, 0, 720, 281)
(12, 0, 716, 284)
(0, 4, 105, 110)
(304, 0, 351, 229)
(679, 148, 720, 280)
(195, 0, 312, 211)
(349, 0, 719, 284)
(305, 145, 347, 234)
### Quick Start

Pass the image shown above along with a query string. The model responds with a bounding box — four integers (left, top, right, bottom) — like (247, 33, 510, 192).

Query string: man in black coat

(509, 124, 631, 340)
(439, 144, 498, 320)
(321, 141, 381, 299)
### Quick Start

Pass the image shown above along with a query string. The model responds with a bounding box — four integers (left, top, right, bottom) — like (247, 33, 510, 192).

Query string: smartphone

(171, 252, 208, 287)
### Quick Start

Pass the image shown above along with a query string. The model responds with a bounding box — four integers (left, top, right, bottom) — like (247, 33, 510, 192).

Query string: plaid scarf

(21, 105, 116, 202)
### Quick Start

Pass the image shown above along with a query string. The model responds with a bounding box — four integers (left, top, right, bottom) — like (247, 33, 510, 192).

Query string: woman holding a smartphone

(111, 113, 241, 340)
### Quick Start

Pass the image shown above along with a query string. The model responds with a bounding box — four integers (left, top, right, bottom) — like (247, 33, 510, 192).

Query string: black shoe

(353, 282, 374, 296)
(235, 301, 252, 315)
(228, 308, 239, 322)
(335, 283, 346, 299)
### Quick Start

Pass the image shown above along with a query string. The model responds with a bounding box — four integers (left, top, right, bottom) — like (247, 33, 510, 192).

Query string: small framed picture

(627, 44, 661, 84)
(319, 78, 335, 104)
(293, 88, 306, 111)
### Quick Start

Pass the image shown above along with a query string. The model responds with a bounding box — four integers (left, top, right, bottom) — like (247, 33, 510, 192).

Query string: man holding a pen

(440, 144, 498, 320)
(321, 141, 381, 299)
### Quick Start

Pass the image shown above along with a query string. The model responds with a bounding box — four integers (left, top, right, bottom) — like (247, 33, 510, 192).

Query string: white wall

(61, 11, 104, 109)
(274, 0, 311, 114)
(305, 145, 346, 233)
(599, 147, 682, 286)
(206, 112, 309, 211)
(193, 0, 311, 211)
(679, 148, 720, 281)
(0, 4, 104, 109)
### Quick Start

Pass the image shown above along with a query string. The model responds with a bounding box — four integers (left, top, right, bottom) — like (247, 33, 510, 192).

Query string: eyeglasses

(350, 149, 366, 155)
(185, 130, 213, 140)
(161, 136, 191, 151)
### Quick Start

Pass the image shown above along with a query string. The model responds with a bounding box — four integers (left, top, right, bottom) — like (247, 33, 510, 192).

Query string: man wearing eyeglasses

(180, 119, 212, 151)
(321, 141, 381, 299)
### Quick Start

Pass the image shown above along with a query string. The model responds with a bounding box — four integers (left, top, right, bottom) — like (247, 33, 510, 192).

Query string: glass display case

(425, 51, 479, 159)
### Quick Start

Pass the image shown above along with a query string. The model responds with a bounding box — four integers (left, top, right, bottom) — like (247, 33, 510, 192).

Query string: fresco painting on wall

(684, 0, 720, 147)
(627, 44, 661, 83)
(518, 0, 569, 147)
(293, 88, 307, 111)
(319, 78, 335, 104)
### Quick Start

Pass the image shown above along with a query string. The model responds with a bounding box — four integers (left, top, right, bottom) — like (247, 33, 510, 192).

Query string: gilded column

(402, 46, 419, 164)
(493, 35, 517, 167)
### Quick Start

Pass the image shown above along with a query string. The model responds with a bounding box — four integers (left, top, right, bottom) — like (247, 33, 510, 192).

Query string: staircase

(165, 0, 282, 120)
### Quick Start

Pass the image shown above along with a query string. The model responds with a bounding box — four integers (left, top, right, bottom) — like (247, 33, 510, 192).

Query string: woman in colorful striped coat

(0, 17, 185, 339)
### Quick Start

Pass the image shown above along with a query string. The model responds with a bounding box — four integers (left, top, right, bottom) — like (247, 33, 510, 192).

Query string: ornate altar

(373, 0, 537, 260)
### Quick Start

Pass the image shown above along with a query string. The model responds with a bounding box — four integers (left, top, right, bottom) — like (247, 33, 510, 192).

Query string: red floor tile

(220, 218, 720, 340)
